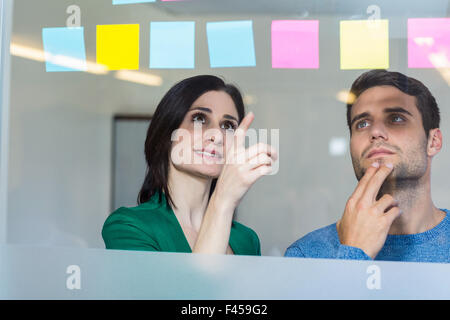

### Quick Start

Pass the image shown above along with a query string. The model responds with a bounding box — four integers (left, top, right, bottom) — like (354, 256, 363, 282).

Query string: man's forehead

(351, 85, 418, 117)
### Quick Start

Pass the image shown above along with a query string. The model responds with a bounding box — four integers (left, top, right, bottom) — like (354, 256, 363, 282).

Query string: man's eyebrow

(350, 112, 370, 127)
(190, 107, 238, 122)
(350, 107, 414, 127)
(383, 107, 413, 117)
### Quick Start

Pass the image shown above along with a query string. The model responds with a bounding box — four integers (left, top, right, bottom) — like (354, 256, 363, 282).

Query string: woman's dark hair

(346, 69, 440, 137)
(137, 75, 246, 208)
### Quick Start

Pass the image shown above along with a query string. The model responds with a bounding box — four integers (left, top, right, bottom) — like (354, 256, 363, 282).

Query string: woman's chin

(175, 163, 222, 180)
(192, 165, 222, 179)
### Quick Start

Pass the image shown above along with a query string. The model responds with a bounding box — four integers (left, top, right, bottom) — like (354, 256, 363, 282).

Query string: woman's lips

(193, 150, 223, 159)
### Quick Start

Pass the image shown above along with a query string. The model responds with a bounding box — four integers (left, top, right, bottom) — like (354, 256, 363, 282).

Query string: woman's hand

(193, 112, 277, 254)
(213, 112, 278, 213)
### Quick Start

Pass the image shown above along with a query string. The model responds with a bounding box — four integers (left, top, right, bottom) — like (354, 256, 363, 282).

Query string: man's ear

(427, 128, 442, 157)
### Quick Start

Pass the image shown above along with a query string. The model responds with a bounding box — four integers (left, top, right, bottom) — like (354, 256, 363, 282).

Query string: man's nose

(369, 121, 388, 141)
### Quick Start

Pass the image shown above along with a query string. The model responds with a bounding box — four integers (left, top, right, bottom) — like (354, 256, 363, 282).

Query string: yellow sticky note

(97, 24, 139, 70)
(340, 20, 389, 70)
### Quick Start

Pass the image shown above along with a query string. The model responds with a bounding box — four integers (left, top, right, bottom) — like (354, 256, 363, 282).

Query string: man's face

(349, 85, 429, 183)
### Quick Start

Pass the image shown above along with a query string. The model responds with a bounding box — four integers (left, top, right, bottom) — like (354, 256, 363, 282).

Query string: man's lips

(366, 148, 395, 159)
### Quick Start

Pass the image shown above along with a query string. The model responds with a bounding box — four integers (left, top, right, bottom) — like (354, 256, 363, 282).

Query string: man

(285, 70, 450, 262)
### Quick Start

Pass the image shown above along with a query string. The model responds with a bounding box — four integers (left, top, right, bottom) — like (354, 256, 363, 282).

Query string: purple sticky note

(408, 18, 450, 68)
(272, 20, 319, 69)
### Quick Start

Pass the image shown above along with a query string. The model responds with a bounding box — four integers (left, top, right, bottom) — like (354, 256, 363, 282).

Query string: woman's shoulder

(103, 198, 170, 230)
(231, 220, 261, 255)
(101, 197, 171, 251)
(231, 220, 259, 239)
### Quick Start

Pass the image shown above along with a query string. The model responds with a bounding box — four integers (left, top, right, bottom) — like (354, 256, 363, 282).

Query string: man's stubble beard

(351, 138, 428, 201)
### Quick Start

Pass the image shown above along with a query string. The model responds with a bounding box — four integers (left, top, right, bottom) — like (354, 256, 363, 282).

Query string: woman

(102, 75, 277, 255)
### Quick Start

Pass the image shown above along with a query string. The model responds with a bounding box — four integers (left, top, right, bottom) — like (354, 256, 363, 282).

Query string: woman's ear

(427, 128, 442, 157)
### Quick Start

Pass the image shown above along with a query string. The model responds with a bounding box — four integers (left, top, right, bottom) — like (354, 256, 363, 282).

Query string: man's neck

(379, 178, 445, 235)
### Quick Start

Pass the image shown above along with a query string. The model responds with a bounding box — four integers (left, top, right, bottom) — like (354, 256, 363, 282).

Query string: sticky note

(272, 20, 319, 69)
(340, 20, 389, 70)
(42, 27, 87, 72)
(112, 0, 155, 4)
(408, 18, 450, 68)
(206, 20, 256, 68)
(150, 22, 195, 69)
(97, 24, 140, 70)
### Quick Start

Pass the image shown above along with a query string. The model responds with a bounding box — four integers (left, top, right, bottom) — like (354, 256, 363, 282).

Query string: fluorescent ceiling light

(114, 70, 163, 87)
(10, 43, 109, 75)
(429, 52, 450, 86)
(336, 90, 356, 104)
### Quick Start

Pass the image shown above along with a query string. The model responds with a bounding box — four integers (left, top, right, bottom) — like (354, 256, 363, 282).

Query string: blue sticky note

(206, 20, 256, 68)
(113, 0, 155, 5)
(42, 27, 87, 72)
(150, 21, 195, 69)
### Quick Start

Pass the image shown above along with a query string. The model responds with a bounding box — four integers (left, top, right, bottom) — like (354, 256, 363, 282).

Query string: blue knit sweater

(285, 209, 450, 263)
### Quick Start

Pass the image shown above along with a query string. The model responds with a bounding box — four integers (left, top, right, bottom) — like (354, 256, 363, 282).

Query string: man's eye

(356, 120, 369, 129)
(391, 115, 405, 123)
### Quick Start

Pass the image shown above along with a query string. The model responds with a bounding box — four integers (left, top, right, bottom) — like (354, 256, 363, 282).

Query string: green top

(102, 193, 261, 256)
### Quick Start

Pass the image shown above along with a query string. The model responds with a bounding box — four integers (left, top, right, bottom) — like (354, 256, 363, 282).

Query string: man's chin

(354, 161, 397, 181)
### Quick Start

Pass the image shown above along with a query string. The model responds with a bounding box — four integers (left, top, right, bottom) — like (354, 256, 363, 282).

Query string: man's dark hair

(346, 70, 440, 137)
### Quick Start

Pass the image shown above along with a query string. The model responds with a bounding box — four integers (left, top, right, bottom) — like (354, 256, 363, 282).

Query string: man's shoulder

(285, 223, 340, 258)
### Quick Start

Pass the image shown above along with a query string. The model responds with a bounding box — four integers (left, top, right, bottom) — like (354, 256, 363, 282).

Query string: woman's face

(170, 90, 240, 179)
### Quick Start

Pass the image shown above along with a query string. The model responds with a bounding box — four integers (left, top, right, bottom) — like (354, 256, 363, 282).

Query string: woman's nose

(204, 128, 224, 145)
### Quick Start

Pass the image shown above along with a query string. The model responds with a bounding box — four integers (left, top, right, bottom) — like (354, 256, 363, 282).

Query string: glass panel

(2, 245, 450, 299)
(5, 0, 450, 259)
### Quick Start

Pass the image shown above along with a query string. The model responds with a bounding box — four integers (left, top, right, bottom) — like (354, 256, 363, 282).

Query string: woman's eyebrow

(223, 114, 238, 122)
(190, 107, 238, 122)
(190, 106, 211, 113)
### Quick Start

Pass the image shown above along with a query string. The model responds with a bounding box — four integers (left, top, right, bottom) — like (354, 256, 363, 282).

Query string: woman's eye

(221, 121, 236, 132)
(192, 113, 206, 124)
(356, 120, 369, 129)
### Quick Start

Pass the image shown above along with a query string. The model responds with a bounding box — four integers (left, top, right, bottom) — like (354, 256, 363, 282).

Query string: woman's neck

(167, 163, 212, 231)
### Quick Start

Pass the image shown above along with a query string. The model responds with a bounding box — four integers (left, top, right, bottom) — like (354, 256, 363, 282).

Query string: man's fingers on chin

(363, 163, 394, 202)
(351, 163, 380, 199)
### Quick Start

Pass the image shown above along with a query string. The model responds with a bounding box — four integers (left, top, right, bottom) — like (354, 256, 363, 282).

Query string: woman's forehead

(190, 91, 238, 115)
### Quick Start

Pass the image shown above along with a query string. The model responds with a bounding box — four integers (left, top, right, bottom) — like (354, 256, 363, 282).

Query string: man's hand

(336, 162, 402, 259)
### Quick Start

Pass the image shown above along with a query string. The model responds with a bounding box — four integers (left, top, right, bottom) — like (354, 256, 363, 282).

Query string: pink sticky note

(272, 20, 319, 69)
(408, 18, 450, 68)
